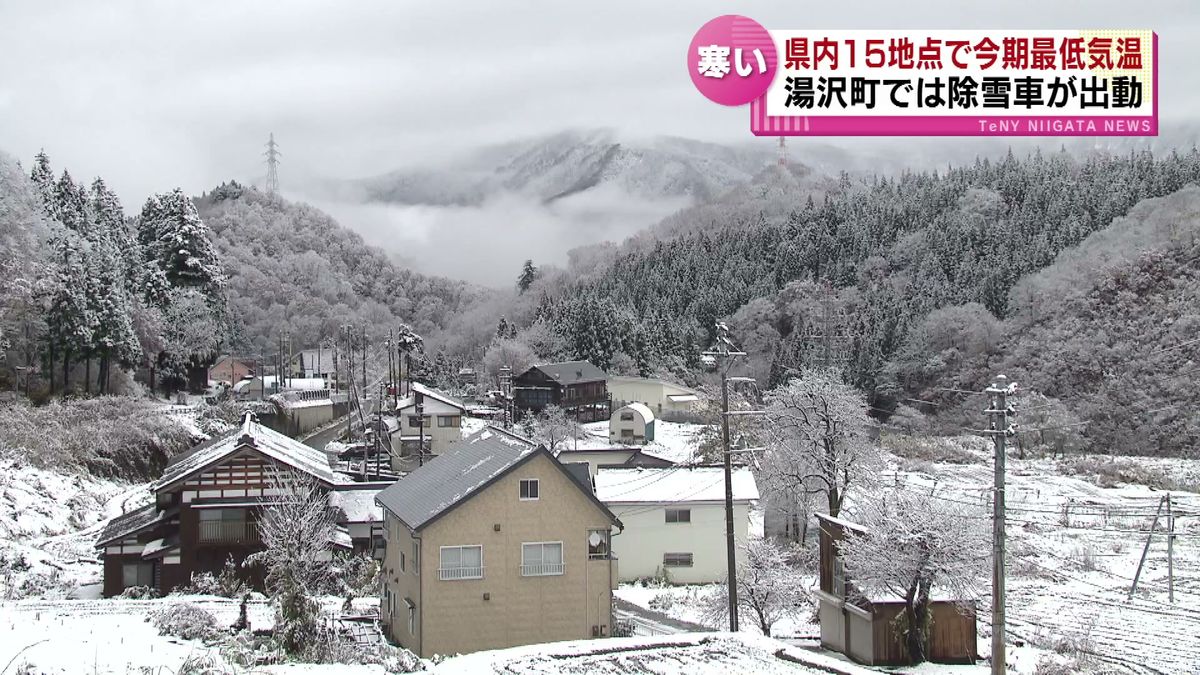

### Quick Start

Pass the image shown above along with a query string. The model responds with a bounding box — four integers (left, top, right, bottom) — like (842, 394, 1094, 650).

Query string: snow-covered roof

(595, 466, 759, 504)
(396, 382, 466, 412)
(95, 504, 174, 547)
(154, 413, 342, 492)
(614, 402, 655, 423)
(329, 487, 386, 524)
(524, 360, 607, 385)
(234, 376, 328, 392)
(375, 427, 542, 530)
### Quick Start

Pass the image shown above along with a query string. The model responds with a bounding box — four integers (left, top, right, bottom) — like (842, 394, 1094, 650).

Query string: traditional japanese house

(512, 360, 609, 423)
(95, 412, 383, 597)
(815, 512, 978, 666)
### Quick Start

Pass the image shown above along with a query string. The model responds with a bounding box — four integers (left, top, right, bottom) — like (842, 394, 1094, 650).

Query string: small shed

(814, 513, 978, 667)
(609, 403, 655, 444)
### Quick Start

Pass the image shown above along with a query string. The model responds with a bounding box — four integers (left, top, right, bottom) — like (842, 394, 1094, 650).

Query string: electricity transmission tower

(801, 285, 855, 370)
(264, 133, 281, 196)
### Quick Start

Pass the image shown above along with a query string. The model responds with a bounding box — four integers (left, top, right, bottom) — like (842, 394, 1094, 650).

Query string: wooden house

(513, 361, 609, 423)
(815, 513, 978, 666)
(96, 413, 382, 597)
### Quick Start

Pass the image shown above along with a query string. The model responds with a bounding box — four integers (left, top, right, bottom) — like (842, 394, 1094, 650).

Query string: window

(437, 415, 461, 428)
(663, 552, 693, 567)
(621, 428, 634, 438)
(832, 555, 846, 598)
(519, 479, 539, 501)
(197, 508, 251, 544)
(665, 508, 691, 524)
(587, 529, 610, 560)
(412, 541, 420, 576)
(408, 415, 431, 427)
(400, 550, 406, 572)
(406, 599, 416, 635)
(521, 542, 564, 576)
(438, 545, 482, 580)
(122, 562, 154, 588)
(620, 412, 635, 421)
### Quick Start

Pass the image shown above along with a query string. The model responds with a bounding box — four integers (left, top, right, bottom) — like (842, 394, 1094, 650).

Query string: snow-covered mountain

(347, 130, 777, 206)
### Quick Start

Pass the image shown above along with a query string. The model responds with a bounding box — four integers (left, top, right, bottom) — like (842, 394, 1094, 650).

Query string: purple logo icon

(688, 15, 777, 106)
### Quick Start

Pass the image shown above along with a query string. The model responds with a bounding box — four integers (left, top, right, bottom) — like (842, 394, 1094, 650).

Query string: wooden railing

(198, 521, 259, 545)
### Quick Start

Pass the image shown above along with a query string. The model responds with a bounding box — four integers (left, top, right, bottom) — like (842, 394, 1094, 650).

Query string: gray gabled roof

(154, 413, 342, 492)
(375, 426, 620, 532)
(525, 360, 607, 385)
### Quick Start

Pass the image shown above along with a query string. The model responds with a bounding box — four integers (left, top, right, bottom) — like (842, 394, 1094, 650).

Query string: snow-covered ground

(432, 632, 865, 674)
(615, 581, 820, 640)
(580, 420, 708, 464)
(883, 454, 1200, 675)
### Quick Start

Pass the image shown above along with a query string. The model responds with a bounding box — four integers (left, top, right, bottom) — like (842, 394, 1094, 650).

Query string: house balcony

(521, 562, 565, 577)
(438, 566, 484, 581)
(198, 521, 259, 545)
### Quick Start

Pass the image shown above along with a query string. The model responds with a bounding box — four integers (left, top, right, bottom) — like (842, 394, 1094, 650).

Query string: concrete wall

(607, 501, 750, 584)
(555, 449, 637, 477)
(608, 377, 697, 415)
(411, 453, 616, 658)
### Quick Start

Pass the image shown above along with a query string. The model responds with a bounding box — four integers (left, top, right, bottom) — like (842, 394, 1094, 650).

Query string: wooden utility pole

(1167, 493, 1175, 604)
(1130, 495, 1166, 598)
(984, 374, 1017, 675)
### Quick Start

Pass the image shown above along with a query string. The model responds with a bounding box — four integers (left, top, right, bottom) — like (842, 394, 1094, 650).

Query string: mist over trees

(498, 149, 1200, 456)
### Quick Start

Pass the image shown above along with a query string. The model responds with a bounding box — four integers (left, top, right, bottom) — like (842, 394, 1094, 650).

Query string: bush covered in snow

(150, 602, 223, 642)
(0, 396, 193, 480)
(183, 557, 245, 597)
(304, 626, 421, 671)
(1057, 455, 1183, 490)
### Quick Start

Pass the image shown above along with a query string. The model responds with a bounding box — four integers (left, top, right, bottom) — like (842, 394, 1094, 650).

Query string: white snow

(580, 420, 709, 464)
(596, 466, 758, 503)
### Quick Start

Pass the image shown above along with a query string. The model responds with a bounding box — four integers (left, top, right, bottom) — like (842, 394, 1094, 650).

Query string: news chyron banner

(688, 17, 1157, 136)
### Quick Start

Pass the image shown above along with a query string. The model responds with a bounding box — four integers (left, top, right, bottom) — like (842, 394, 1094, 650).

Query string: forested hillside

(508, 150, 1200, 456)
(0, 150, 230, 395)
(196, 183, 499, 359)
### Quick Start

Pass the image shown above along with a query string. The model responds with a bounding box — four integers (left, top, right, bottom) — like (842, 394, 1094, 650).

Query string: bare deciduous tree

(704, 537, 808, 636)
(249, 470, 336, 655)
(530, 404, 577, 452)
(838, 489, 989, 664)
(760, 368, 879, 518)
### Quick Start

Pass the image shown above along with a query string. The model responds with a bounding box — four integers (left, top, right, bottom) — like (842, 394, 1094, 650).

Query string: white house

(595, 466, 759, 584)
(607, 376, 701, 416)
(291, 348, 336, 380)
(391, 382, 466, 466)
(609, 403, 655, 444)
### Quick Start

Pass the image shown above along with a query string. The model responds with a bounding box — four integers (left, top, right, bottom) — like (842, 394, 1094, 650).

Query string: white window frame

(519, 478, 540, 501)
(521, 541, 565, 577)
(438, 544, 483, 580)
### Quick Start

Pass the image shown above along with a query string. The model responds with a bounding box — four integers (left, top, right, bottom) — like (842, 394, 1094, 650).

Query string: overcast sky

(2, 0, 1197, 205)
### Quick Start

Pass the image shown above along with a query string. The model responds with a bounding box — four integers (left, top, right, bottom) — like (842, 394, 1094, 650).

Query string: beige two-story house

(375, 426, 622, 658)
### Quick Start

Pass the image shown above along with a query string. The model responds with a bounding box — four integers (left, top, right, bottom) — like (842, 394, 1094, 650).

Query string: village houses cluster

(98, 352, 974, 665)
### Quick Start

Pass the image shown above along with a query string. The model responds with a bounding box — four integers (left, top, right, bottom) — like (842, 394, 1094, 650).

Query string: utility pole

(1130, 495, 1166, 598)
(416, 395, 426, 467)
(1167, 493, 1175, 604)
(702, 322, 750, 633)
(984, 374, 1017, 675)
(264, 133, 281, 196)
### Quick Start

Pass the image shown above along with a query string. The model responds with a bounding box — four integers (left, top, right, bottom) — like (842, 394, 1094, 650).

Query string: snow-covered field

(884, 454, 1200, 675)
